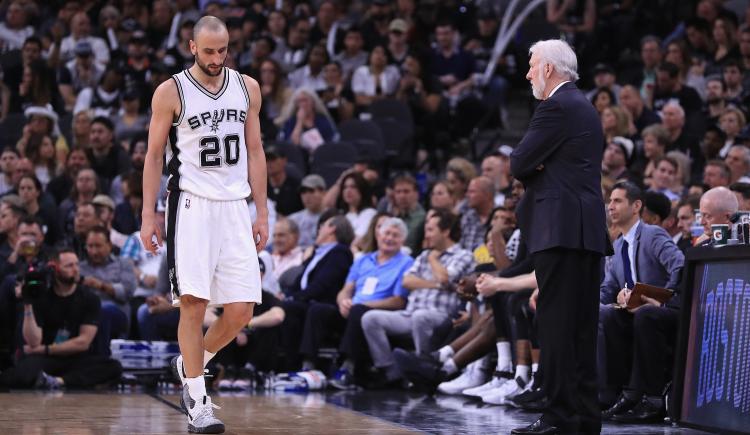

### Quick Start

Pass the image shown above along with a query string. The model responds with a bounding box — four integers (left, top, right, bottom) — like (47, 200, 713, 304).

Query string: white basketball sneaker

(481, 376, 528, 405)
(437, 366, 489, 395)
(462, 373, 511, 397)
(184, 384, 225, 434)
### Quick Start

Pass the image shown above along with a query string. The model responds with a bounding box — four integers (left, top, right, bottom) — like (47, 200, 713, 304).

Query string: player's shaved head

(193, 15, 227, 40)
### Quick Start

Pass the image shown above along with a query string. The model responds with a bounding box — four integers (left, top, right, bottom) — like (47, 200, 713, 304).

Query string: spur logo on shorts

(185, 199, 191, 209)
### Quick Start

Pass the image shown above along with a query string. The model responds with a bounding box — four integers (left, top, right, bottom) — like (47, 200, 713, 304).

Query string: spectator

(58, 11, 110, 66)
(265, 146, 303, 217)
(703, 76, 727, 127)
(602, 107, 635, 147)
(18, 104, 68, 169)
(318, 61, 355, 124)
(85, 117, 131, 193)
(258, 59, 292, 137)
(711, 16, 740, 69)
(71, 110, 93, 149)
(664, 40, 706, 100)
(661, 102, 703, 181)
(429, 180, 455, 211)
(703, 159, 731, 188)
(396, 53, 445, 156)
(481, 151, 512, 207)
(725, 145, 750, 184)
(0, 211, 38, 275)
(361, 0, 394, 49)
(591, 87, 616, 114)
(271, 217, 304, 280)
(334, 27, 368, 79)
(0, 248, 122, 389)
(352, 43, 400, 110)
(277, 88, 338, 150)
(79, 226, 136, 355)
(695, 186, 739, 245)
(586, 63, 622, 104)
(164, 18, 196, 74)
(17, 175, 58, 246)
(603, 137, 636, 185)
(0, 2, 33, 52)
(113, 88, 149, 148)
(717, 107, 746, 158)
(674, 196, 700, 252)
(47, 147, 90, 206)
(618, 85, 660, 136)
(730, 182, 750, 210)
(337, 172, 377, 240)
(266, 10, 288, 64)
(58, 168, 99, 237)
(22, 134, 61, 189)
(280, 17, 311, 72)
(58, 41, 105, 112)
(460, 176, 495, 252)
(62, 201, 99, 259)
(92, 194, 127, 250)
(11, 60, 64, 114)
(386, 19, 410, 67)
(641, 191, 672, 226)
(637, 124, 670, 187)
(722, 60, 744, 105)
(598, 181, 684, 423)
(362, 209, 474, 386)
(74, 66, 124, 118)
(649, 156, 682, 202)
(379, 174, 425, 254)
(289, 43, 329, 92)
(110, 133, 167, 206)
(653, 62, 703, 118)
(289, 174, 327, 249)
(685, 17, 714, 61)
(0, 148, 19, 196)
(280, 214, 354, 370)
(301, 217, 412, 374)
(627, 36, 662, 104)
(445, 157, 477, 214)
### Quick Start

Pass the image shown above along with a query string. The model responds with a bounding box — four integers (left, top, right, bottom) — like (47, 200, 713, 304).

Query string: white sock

(531, 363, 539, 374)
(442, 358, 458, 375)
(496, 341, 512, 372)
(437, 345, 454, 363)
(515, 365, 530, 383)
(185, 375, 207, 402)
(203, 350, 216, 368)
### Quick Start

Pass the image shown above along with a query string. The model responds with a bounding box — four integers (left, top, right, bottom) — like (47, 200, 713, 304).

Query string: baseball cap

(611, 136, 634, 162)
(74, 41, 93, 57)
(92, 194, 115, 210)
(389, 18, 408, 33)
(300, 174, 326, 190)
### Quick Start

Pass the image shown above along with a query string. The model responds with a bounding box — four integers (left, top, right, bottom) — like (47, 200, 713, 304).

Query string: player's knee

(179, 295, 209, 312)
(224, 303, 253, 330)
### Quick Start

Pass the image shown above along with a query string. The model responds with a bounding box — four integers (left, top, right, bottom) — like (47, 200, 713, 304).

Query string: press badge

(362, 277, 379, 295)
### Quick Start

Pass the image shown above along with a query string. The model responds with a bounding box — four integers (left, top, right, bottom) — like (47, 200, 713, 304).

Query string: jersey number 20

(200, 134, 240, 167)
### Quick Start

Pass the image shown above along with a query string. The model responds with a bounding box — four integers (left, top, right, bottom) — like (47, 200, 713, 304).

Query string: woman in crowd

(601, 106, 633, 143)
(23, 134, 60, 188)
(718, 107, 745, 158)
(711, 16, 740, 69)
(352, 211, 392, 257)
(591, 87, 616, 114)
(638, 124, 670, 187)
(277, 87, 338, 149)
(351, 44, 401, 111)
(18, 174, 59, 245)
(429, 180, 455, 211)
(259, 58, 292, 137)
(319, 61, 355, 124)
(446, 157, 477, 214)
(336, 171, 377, 241)
(663, 39, 706, 99)
(71, 109, 92, 149)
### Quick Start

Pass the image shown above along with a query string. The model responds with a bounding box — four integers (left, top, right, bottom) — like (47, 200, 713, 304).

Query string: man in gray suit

(598, 181, 684, 424)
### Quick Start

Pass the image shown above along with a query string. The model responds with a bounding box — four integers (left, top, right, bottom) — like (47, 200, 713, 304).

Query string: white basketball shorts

(166, 191, 262, 306)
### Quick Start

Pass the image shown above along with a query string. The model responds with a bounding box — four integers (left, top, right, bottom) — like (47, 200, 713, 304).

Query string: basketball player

(141, 16, 268, 434)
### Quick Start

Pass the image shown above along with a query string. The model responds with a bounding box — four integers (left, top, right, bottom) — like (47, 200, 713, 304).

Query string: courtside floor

(0, 390, 712, 434)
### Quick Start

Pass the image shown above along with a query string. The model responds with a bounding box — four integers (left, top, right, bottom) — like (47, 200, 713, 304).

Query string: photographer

(0, 248, 122, 389)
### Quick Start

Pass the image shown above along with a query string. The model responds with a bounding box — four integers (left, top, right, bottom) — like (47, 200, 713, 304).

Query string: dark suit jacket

(510, 82, 610, 255)
(289, 243, 353, 304)
(599, 222, 684, 307)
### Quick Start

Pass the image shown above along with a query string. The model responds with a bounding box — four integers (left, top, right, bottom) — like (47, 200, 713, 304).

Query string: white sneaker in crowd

(481, 376, 528, 405)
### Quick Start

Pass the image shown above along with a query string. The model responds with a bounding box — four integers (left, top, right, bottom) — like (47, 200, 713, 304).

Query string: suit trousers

(534, 248, 602, 433)
(299, 303, 375, 363)
(598, 304, 679, 396)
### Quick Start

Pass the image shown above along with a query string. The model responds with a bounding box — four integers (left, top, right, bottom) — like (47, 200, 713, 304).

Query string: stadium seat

(338, 120, 386, 163)
(310, 142, 359, 187)
(368, 98, 414, 125)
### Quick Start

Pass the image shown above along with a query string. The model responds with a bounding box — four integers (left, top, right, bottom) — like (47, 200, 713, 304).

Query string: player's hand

(253, 214, 269, 252)
(140, 212, 163, 255)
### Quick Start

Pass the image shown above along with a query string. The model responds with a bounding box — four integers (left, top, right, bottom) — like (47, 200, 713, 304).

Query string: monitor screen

(681, 260, 750, 432)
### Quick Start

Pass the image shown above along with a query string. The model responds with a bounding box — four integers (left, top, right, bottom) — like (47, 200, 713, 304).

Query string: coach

(510, 40, 611, 435)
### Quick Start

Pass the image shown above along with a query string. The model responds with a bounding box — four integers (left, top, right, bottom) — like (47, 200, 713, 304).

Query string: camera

(18, 261, 53, 301)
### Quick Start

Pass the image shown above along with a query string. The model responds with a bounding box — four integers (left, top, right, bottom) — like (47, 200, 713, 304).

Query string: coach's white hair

(377, 217, 408, 240)
(528, 39, 579, 82)
(702, 186, 739, 215)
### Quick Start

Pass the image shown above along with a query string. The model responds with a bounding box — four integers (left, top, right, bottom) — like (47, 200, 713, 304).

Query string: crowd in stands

(0, 0, 748, 428)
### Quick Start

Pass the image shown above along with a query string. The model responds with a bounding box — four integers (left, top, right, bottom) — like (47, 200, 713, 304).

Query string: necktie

(621, 239, 634, 289)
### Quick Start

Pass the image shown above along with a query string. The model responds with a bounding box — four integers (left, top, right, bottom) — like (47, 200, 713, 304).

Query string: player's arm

(141, 79, 179, 253)
(243, 74, 269, 252)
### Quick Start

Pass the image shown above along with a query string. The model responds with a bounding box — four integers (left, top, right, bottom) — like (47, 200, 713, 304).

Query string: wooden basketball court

(0, 391, 416, 434)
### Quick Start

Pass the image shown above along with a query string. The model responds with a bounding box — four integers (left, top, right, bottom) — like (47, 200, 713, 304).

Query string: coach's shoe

(184, 385, 225, 434)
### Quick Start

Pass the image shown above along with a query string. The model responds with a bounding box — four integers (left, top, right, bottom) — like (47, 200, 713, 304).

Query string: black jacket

(289, 243, 353, 304)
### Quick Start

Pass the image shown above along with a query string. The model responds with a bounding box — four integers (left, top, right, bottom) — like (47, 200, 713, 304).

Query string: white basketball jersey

(166, 67, 252, 201)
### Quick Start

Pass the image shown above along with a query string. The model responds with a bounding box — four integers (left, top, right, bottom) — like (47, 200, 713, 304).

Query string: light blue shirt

(300, 242, 336, 290)
(623, 220, 641, 286)
(347, 251, 414, 304)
